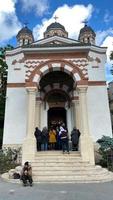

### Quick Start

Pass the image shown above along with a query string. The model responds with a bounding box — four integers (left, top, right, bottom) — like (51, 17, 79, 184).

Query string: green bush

(97, 136, 113, 170)
(0, 147, 21, 174)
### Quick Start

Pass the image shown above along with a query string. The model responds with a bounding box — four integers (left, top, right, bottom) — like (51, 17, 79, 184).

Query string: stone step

(33, 174, 113, 182)
(33, 171, 108, 177)
(32, 158, 83, 161)
(32, 164, 101, 171)
(32, 160, 83, 164)
(34, 156, 82, 160)
(35, 155, 81, 158)
(29, 152, 113, 183)
(35, 151, 81, 155)
(31, 160, 89, 164)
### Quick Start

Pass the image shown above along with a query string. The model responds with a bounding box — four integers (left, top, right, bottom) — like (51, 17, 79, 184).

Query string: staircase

(31, 151, 113, 183)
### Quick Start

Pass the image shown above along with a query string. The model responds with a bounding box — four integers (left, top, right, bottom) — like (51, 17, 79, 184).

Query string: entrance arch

(25, 59, 87, 84)
(48, 107, 66, 129)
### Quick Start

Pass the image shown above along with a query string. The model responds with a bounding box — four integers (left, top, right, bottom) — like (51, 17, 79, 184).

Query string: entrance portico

(22, 60, 95, 165)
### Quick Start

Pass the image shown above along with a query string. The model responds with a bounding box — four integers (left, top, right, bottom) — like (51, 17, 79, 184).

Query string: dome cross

(54, 15, 58, 22)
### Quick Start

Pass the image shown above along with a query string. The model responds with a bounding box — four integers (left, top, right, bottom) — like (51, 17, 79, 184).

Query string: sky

(0, 0, 113, 82)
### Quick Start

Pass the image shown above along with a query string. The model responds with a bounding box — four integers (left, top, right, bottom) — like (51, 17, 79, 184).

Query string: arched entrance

(48, 107, 66, 129)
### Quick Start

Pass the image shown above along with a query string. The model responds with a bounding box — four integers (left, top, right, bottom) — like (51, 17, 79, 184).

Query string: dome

(44, 22, 68, 38)
(16, 26, 33, 38)
(16, 26, 34, 46)
(79, 24, 96, 36)
(46, 22, 66, 31)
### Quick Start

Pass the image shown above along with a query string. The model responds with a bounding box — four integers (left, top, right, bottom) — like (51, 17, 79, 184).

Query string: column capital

(26, 87, 37, 93)
(72, 98, 79, 105)
(77, 85, 88, 93)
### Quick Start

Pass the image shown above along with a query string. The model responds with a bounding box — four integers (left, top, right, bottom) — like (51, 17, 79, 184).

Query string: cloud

(96, 28, 113, 46)
(20, 0, 49, 16)
(0, 0, 21, 44)
(104, 10, 113, 24)
(33, 4, 93, 40)
(101, 36, 113, 64)
(101, 36, 113, 82)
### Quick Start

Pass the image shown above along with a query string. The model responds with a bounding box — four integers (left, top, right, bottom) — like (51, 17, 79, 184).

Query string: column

(77, 86, 95, 165)
(35, 100, 41, 128)
(22, 87, 37, 164)
(26, 87, 37, 137)
(72, 99, 80, 129)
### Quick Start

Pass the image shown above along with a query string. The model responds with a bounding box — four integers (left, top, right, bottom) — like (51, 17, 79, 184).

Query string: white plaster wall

(6, 53, 25, 83)
(88, 51, 106, 81)
(3, 88, 27, 145)
(87, 86, 112, 141)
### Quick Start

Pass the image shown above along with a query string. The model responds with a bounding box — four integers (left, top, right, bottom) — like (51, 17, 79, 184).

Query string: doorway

(48, 107, 66, 129)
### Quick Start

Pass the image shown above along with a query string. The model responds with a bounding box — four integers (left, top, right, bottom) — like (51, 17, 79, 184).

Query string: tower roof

(46, 22, 66, 31)
(79, 24, 96, 36)
(16, 26, 33, 38)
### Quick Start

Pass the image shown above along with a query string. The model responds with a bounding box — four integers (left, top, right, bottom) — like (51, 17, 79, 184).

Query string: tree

(97, 136, 113, 169)
(110, 52, 113, 60)
(0, 45, 13, 147)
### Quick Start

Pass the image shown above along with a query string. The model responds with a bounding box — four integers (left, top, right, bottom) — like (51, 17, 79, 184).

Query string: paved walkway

(0, 178, 113, 200)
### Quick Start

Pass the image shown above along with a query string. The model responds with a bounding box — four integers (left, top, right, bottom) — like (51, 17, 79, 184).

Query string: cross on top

(54, 15, 58, 22)
(24, 21, 29, 27)
(82, 20, 88, 26)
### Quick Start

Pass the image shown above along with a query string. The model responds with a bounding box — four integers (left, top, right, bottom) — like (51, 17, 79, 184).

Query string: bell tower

(78, 24, 96, 45)
(16, 25, 34, 46)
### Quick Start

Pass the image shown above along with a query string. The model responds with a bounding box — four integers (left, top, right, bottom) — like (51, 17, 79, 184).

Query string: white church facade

(3, 21, 112, 164)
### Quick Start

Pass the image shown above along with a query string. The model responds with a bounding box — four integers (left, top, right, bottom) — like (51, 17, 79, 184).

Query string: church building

(3, 20, 112, 164)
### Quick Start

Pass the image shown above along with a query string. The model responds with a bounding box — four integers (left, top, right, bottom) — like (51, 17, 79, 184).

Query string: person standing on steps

(34, 127, 42, 151)
(71, 127, 81, 151)
(60, 124, 70, 154)
(49, 127, 57, 150)
(41, 127, 49, 151)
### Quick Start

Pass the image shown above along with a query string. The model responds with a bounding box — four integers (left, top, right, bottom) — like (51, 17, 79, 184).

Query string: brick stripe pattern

(25, 58, 88, 83)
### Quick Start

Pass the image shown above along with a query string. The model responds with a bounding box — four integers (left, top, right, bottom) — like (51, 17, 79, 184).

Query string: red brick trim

(88, 81, 106, 86)
(7, 83, 25, 87)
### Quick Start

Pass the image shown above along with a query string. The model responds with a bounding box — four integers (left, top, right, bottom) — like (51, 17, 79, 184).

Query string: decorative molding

(88, 56, 101, 64)
(14, 68, 21, 70)
(95, 57, 101, 63)
(26, 59, 87, 83)
(24, 52, 87, 60)
(77, 80, 88, 86)
(71, 96, 79, 100)
(12, 57, 25, 65)
(48, 102, 65, 108)
(87, 56, 94, 62)
(88, 81, 106, 86)
(25, 82, 38, 88)
(92, 66, 99, 68)
(7, 83, 25, 87)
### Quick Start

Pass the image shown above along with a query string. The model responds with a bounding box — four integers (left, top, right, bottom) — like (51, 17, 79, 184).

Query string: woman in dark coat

(34, 127, 42, 151)
(71, 127, 81, 151)
(41, 127, 49, 150)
